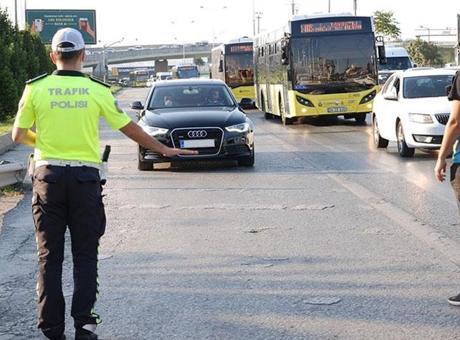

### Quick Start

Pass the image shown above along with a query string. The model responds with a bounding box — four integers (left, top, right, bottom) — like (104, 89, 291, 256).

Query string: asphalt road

(1, 87, 460, 339)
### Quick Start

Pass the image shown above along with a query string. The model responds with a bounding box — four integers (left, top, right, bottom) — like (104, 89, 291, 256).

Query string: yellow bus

(211, 38, 255, 108)
(254, 14, 385, 125)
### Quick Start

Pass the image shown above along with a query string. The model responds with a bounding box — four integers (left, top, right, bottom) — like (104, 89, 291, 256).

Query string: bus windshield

(290, 33, 377, 94)
(177, 67, 199, 79)
(225, 53, 254, 88)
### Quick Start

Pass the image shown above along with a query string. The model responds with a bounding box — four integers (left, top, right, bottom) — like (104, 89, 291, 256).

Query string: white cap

(51, 28, 85, 52)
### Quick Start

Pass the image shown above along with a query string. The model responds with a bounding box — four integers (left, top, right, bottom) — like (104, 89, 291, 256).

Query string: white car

(372, 68, 456, 157)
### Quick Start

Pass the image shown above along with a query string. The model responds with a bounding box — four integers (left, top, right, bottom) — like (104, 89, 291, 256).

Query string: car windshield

(403, 75, 454, 99)
(149, 85, 236, 109)
(378, 57, 412, 71)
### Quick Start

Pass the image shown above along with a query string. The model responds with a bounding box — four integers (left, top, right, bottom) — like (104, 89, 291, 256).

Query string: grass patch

(0, 183, 24, 197)
(0, 117, 14, 136)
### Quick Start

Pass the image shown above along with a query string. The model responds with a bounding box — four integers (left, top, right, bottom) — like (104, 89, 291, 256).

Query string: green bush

(0, 7, 53, 122)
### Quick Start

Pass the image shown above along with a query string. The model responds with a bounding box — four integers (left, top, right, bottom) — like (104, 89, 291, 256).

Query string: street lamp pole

(255, 12, 263, 34)
(102, 37, 124, 82)
(199, 5, 227, 44)
(14, 0, 18, 28)
(252, 0, 256, 36)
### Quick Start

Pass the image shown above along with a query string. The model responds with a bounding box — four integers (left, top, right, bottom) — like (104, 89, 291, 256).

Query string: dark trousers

(451, 163, 460, 211)
(32, 165, 106, 338)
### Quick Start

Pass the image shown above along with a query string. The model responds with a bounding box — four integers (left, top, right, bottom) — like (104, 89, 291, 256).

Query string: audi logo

(187, 130, 207, 138)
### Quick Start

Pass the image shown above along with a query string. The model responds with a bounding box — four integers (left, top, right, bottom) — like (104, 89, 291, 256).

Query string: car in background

(372, 68, 456, 157)
(156, 71, 172, 81)
(378, 46, 415, 84)
(131, 79, 255, 170)
(118, 77, 130, 87)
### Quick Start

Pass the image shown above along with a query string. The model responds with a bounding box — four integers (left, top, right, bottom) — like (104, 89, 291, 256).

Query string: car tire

(396, 120, 415, 158)
(138, 159, 153, 171)
(238, 149, 255, 167)
(372, 116, 389, 148)
(355, 113, 367, 124)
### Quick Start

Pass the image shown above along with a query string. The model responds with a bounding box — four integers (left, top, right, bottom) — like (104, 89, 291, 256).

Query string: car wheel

(396, 120, 415, 158)
(138, 159, 153, 171)
(280, 96, 294, 125)
(238, 149, 255, 167)
(355, 113, 367, 124)
(372, 116, 389, 148)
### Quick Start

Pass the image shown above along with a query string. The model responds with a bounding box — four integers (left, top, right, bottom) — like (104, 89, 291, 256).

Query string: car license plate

(180, 139, 215, 148)
(327, 106, 347, 113)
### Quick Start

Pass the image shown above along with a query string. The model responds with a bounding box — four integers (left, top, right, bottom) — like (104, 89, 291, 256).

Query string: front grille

(435, 113, 449, 125)
(171, 128, 223, 156)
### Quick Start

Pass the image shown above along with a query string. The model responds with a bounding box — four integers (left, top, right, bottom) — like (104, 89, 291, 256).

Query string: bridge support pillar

(155, 59, 168, 73)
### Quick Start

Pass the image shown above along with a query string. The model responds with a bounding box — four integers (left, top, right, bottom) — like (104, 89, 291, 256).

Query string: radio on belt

(100, 145, 111, 185)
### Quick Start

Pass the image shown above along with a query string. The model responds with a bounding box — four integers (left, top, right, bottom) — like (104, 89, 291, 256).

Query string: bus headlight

(296, 95, 314, 107)
(359, 90, 377, 104)
(225, 122, 250, 133)
(409, 113, 433, 124)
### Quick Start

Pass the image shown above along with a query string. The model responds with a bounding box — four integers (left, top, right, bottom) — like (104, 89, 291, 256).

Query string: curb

(0, 132, 14, 156)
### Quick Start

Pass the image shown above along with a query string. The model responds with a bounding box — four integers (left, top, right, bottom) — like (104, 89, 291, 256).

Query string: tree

(374, 10, 401, 40)
(0, 6, 53, 122)
(193, 57, 205, 66)
(406, 38, 443, 66)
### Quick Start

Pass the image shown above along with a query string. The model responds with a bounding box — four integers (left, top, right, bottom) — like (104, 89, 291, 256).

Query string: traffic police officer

(12, 28, 196, 340)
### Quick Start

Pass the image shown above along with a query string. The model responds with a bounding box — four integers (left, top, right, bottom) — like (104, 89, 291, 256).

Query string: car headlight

(141, 125, 169, 136)
(408, 113, 433, 124)
(225, 122, 250, 133)
(296, 95, 314, 107)
(359, 90, 377, 104)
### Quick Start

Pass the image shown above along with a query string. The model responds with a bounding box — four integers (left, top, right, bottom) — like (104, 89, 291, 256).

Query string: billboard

(25, 9, 97, 44)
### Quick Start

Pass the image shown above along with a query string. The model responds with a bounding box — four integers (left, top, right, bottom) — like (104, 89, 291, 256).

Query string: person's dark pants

(451, 163, 460, 210)
(32, 165, 106, 338)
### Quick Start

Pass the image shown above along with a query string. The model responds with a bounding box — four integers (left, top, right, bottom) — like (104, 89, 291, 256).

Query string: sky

(0, 0, 459, 47)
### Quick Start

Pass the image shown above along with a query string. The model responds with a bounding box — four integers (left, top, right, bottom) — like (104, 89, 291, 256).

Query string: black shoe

(448, 293, 460, 306)
(75, 328, 98, 340)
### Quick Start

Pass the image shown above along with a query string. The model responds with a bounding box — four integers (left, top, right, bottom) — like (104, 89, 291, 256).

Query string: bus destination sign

(229, 44, 253, 53)
(300, 21, 363, 34)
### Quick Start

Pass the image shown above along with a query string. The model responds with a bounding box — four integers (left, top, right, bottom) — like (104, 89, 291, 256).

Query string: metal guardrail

(0, 160, 25, 189)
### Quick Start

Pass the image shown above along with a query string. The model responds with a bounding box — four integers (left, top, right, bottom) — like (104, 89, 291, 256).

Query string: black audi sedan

(131, 79, 255, 170)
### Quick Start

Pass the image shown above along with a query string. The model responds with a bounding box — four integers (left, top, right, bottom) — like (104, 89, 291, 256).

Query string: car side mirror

(130, 101, 144, 110)
(239, 98, 254, 110)
(446, 85, 453, 96)
(383, 87, 398, 101)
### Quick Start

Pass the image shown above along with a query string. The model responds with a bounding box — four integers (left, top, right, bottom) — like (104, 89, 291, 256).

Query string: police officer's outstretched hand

(120, 122, 198, 157)
(163, 148, 198, 157)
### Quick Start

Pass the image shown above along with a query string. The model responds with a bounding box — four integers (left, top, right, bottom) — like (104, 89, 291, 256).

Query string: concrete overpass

(83, 45, 214, 77)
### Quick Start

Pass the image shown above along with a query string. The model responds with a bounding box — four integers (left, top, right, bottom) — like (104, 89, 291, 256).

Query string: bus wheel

(280, 96, 293, 125)
(261, 93, 272, 119)
(355, 113, 367, 124)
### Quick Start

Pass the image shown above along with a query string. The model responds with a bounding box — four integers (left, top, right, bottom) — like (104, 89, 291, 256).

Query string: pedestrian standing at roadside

(12, 28, 197, 340)
(435, 69, 460, 306)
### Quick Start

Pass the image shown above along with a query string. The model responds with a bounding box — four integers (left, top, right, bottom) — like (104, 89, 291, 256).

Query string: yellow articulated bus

(254, 14, 386, 125)
(211, 37, 256, 108)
